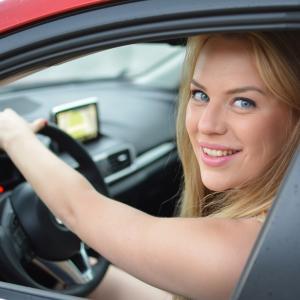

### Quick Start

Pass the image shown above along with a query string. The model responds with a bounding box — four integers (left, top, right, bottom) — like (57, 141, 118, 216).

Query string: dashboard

(0, 79, 180, 217)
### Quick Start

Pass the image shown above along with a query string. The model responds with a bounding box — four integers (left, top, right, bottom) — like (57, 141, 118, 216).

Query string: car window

(7, 43, 185, 90)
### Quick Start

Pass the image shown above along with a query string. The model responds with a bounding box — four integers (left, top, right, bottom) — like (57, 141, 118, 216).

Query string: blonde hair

(177, 32, 300, 218)
(173, 30, 300, 300)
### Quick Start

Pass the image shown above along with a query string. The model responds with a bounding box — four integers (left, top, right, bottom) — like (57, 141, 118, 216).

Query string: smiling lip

(198, 143, 241, 167)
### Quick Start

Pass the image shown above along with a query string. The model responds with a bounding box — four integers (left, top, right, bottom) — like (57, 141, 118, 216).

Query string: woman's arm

(0, 109, 261, 300)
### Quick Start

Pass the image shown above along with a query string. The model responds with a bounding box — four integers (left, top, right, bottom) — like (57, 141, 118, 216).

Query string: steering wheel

(0, 124, 109, 297)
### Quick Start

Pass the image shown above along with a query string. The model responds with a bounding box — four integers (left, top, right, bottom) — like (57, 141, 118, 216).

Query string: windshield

(7, 43, 185, 89)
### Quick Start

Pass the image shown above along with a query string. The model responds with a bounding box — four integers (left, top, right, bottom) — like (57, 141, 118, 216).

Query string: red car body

(0, 0, 112, 34)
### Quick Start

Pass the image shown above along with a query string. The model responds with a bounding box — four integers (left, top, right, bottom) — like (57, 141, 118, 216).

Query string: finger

(30, 119, 48, 133)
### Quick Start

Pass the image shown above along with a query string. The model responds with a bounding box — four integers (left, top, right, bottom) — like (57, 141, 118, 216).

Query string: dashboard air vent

(107, 149, 131, 174)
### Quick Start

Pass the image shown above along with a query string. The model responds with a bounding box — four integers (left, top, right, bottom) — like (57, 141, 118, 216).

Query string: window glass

(8, 43, 185, 89)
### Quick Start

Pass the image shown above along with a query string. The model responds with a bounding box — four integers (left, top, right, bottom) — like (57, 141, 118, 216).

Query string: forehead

(195, 37, 253, 71)
(193, 37, 264, 87)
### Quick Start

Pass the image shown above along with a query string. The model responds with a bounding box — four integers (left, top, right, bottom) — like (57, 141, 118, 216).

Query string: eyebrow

(191, 79, 266, 95)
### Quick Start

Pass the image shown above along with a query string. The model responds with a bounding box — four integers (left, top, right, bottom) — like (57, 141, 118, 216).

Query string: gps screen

(54, 102, 99, 142)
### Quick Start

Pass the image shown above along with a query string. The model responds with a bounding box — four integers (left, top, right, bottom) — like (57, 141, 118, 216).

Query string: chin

(201, 176, 234, 192)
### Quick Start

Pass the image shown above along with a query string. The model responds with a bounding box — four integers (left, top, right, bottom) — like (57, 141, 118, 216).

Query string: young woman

(0, 31, 299, 300)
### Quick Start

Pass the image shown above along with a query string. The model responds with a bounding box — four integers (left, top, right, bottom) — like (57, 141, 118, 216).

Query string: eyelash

(191, 90, 256, 110)
(191, 90, 209, 103)
(233, 98, 256, 109)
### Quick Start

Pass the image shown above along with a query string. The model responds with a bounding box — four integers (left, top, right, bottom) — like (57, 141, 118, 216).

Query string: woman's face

(186, 37, 290, 192)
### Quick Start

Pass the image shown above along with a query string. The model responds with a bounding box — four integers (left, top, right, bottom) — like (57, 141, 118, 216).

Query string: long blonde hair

(173, 30, 300, 300)
(176, 32, 300, 220)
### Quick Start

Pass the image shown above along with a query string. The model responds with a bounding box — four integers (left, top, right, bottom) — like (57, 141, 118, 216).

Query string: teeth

(203, 147, 237, 157)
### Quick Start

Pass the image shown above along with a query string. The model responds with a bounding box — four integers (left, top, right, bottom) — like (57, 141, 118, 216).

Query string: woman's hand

(0, 108, 46, 150)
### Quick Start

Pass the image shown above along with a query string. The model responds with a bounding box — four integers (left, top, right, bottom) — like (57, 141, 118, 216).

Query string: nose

(197, 100, 227, 135)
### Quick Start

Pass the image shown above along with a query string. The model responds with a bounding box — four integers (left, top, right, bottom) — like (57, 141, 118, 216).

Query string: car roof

(0, 0, 113, 34)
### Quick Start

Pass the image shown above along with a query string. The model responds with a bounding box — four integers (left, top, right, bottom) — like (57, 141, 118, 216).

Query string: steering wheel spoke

(33, 243, 94, 285)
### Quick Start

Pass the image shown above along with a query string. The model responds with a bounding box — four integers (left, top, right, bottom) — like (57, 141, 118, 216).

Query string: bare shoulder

(200, 217, 262, 246)
(172, 216, 262, 250)
(170, 217, 262, 299)
(192, 217, 262, 270)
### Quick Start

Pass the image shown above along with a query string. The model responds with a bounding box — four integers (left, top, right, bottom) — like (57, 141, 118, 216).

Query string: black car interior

(0, 79, 181, 217)
(0, 41, 183, 295)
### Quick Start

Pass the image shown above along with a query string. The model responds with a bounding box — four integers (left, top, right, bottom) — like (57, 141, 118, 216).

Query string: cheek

(261, 118, 288, 158)
(185, 102, 197, 137)
(240, 112, 288, 162)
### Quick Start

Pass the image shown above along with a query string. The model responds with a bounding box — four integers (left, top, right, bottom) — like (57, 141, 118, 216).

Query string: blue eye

(191, 90, 209, 103)
(234, 98, 256, 109)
